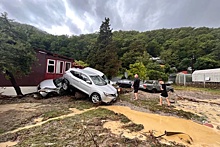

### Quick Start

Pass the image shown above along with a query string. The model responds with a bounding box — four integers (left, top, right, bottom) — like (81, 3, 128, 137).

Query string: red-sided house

(0, 49, 74, 86)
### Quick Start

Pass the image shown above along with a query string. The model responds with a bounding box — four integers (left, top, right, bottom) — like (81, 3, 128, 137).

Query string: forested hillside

(2, 16, 220, 80)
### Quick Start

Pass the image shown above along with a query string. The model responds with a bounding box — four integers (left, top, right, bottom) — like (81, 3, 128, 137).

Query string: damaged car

(63, 68, 118, 104)
(37, 77, 67, 97)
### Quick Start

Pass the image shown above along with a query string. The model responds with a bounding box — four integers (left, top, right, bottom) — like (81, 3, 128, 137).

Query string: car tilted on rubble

(63, 68, 118, 104)
(37, 77, 66, 97)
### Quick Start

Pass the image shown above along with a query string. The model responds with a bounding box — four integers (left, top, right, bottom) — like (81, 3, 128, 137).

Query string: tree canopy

(0, 12, 36, 95)
(87, 18, 121, 78)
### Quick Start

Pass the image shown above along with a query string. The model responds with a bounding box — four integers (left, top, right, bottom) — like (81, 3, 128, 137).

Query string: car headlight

(103, 92, 111, 96)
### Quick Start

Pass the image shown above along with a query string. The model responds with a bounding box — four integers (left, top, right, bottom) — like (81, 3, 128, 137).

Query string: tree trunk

(5, 70, 23, 96)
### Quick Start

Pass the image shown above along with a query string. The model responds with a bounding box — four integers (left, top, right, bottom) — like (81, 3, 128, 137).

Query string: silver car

(37, 78, 66, 97)
(63, 68, 118, 104)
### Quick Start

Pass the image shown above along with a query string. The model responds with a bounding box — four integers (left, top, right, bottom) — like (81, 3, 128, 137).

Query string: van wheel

(90, 93, 101, 104)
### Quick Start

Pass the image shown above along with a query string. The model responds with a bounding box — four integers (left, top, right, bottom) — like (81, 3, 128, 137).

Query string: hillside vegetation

(1, 15, 220, 80)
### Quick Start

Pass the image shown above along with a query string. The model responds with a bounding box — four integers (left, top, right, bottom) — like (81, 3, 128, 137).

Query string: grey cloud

(1, 0, 220, 35)
(0, 0, 67, 29)
(65, 18, 81, 34)
(155, 0, 220, 29)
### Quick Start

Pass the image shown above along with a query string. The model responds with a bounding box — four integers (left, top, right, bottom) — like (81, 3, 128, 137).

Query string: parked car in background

(37, 77, 66, 97)
(116, 79, 133, 88)
(63, 68, 118, 104)
(139, 80, 174, 93)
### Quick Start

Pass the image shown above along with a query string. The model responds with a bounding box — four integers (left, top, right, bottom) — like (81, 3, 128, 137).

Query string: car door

(154, 81, 161, 91)
(78, 73, 91, 95)
(68, 70, 84, 92)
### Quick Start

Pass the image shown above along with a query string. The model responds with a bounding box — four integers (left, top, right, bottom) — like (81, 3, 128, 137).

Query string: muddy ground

(0, 89, 220, 147)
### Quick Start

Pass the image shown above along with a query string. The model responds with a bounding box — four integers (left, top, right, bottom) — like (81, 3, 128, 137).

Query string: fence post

(184, 74, 186, 86)
(203, 74, 206, 88)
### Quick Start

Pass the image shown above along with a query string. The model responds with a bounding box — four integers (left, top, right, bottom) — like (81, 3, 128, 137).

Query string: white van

(83, 67, 112, 84)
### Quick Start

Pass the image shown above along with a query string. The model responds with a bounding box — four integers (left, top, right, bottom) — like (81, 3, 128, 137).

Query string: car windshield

(101, 75, 109, 83)
(90, 75, 107, 86)
(53, 78, 63, 87)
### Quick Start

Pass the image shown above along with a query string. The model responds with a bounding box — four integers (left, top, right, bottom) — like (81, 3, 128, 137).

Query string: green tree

(74, 60, 89, 67)
(127, 62, 147, 81)
(194, 57, 219, 70)
(87, 18, 121, 78)
(147, 70, 168, 81)
(120, 40, 145, 69)
(0, 13, 36, 96)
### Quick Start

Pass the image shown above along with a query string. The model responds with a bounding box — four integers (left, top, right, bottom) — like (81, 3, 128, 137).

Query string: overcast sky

(0, 0, 220, 35)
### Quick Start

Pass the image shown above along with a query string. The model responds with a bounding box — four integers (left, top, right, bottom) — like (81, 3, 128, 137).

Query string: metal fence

(175, 73, 220, 89)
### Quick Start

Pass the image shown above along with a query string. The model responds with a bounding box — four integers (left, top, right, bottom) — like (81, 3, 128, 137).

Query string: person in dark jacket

(132, 74, 140, 100)
(159, 79, 170, 106)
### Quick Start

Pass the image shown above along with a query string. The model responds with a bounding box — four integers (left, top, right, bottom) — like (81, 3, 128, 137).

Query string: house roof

(178, 71, 188, 74)
(35, 48, 74, 61)
(192, 68, 220, 74)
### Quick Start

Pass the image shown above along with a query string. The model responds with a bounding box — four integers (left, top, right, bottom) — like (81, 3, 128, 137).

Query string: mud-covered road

(0, 89, 220, 147)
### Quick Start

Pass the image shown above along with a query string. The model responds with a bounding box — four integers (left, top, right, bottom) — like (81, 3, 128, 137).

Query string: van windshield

(90, 75, 107, 86)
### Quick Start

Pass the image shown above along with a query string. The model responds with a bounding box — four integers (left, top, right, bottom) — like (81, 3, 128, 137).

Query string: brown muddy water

(0, 141, 18, 147)
(102, 106, 220, 147)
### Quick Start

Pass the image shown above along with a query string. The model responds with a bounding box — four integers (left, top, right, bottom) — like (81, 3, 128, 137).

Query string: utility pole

(191, 54, 195, 73)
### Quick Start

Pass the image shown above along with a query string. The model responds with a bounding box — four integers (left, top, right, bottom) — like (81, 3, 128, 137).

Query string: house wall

(0, 49, 73, 87)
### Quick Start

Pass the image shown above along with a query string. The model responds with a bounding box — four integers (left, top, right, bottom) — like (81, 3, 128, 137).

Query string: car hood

(39, 79, 57, 89)
(96, 84, 117, 94)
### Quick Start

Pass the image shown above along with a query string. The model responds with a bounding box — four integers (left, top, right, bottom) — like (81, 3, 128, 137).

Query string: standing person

(132, 74, 140, 100)
(159, 79, 170, 106)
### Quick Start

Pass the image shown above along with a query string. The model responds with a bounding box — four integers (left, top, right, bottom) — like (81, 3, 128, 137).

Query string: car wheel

(169, 89, 174, 92)
(152, 89, 157, 93)
(90, 93, 101, 104)
(62, 79, 69, 91)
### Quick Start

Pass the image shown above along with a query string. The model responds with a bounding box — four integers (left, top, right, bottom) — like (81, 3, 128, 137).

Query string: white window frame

(65, 62, 71, 71)
(47, 59, 55, 73)
(56, 60, 64, 74)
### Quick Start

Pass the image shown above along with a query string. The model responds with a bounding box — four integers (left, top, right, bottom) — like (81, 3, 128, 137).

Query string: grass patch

(68, 99, 94, 110)
(173, 85, 220, 95)
(122, 123, 144, 132)
(0, 128, 5, 134)
(42, 110, 69, 120)
(79, 108, 131, 123)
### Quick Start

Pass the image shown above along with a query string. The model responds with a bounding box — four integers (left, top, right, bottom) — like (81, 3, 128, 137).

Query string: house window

(56, 61, 64, 74)
(47, 59, 55, 73)
(65, 62, 71, 71)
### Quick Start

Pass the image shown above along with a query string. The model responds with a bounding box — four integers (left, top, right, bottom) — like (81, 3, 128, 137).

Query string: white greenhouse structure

(192, 68, 220, 83)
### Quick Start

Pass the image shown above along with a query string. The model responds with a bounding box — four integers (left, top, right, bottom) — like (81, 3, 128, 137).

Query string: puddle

(102, 106, 220, 147)
(0, 141, 18, 147)
(0, 103, 41, 113)
(4, 107, 95, 134)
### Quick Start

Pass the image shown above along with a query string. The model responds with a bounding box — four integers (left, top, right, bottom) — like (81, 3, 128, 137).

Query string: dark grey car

(139, 80, 174, 93)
